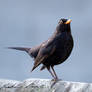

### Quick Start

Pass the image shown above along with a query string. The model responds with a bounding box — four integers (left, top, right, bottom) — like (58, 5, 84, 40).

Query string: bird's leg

(50, 66, 60, 88)
(47, 67, 55, 79)
(47, 66, 61, 88)
(51, 66, 58, 80)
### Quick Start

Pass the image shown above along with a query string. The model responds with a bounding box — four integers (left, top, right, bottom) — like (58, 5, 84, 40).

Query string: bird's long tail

(8, 47, 31, 53)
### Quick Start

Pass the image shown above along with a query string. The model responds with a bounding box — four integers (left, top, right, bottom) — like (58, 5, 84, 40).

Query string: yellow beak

(65, 19, 72, 24)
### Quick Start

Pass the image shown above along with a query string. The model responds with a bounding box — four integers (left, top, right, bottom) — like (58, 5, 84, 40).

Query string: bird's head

(58, 18, 72, 25)
(57, 18, 72, 33)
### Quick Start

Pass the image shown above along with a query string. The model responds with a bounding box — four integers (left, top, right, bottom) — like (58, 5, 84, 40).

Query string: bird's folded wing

(31, 41, 56, 71)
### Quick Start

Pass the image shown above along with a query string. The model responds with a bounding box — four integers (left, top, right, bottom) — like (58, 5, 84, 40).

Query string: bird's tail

(7, 47, 31, 53)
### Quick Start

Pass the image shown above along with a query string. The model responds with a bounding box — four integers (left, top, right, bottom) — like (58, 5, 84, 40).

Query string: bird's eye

(58, 20, 63, 24)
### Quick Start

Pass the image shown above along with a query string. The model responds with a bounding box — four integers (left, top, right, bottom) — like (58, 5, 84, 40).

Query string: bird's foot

(51, 78, 62, 88)
(51, 78, 62, 81)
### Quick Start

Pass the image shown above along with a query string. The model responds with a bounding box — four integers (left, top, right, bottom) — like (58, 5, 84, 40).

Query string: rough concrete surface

(0, 78, 92, 92)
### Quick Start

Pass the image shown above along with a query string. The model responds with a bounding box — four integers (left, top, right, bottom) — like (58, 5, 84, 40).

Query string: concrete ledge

(0, 78, 92, 92)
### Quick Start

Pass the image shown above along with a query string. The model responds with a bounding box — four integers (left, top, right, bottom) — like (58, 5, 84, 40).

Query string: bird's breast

(52, 34, 73, 65)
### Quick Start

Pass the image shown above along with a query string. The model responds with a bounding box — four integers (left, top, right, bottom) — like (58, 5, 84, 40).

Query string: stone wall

(0, 78, 92, 92)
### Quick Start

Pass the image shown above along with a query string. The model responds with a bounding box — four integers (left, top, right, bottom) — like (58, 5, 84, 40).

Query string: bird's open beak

(65, 19, 72, 24)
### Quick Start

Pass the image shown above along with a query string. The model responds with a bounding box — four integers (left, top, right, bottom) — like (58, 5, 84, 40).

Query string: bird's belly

(55, 41, 73, 65)
(52, 48, 72, 65)
(43, 39, 73, 66)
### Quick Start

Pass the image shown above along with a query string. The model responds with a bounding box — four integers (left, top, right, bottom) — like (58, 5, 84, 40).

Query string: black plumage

(8, 18, 74, 80)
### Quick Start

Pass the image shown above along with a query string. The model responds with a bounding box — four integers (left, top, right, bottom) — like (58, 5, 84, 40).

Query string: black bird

(8, 18, 74, 80)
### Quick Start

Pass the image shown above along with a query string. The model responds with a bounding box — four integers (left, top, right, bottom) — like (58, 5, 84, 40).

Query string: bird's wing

(29, 45, 41, 58)
(31, 39, 56, 71)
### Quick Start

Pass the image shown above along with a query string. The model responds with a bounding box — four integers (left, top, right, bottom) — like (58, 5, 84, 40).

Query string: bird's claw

(51, 78, 62, 81)
(51, 78, 62, 88)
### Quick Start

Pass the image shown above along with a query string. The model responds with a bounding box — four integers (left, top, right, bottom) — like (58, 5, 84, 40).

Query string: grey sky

(0, 0, 92, 82)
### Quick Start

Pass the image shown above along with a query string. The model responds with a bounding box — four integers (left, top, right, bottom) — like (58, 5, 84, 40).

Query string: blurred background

(0, 0, 92, 82)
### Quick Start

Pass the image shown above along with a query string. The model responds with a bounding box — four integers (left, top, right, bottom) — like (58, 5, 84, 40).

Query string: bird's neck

(56, 24, 71, 34)
(65, 24, 71, 34)
(52, 24, 72, 39)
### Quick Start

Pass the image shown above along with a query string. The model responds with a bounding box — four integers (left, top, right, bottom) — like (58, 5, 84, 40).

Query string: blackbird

(8, 18, 74, 80)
